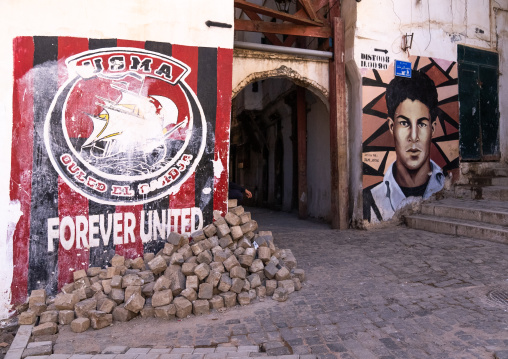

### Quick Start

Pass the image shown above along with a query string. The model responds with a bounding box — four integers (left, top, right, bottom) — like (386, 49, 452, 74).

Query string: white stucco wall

(353, 0, 494, 63)
(0, 0, 233, 319)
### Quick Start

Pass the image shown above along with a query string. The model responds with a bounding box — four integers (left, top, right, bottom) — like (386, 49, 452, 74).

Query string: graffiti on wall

(10, 36, 233, 303)
(362, 56, 459, 223)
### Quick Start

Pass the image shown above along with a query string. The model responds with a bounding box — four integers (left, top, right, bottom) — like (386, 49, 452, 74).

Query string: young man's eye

(418, 122, 428, 128)
(399, 120, 409, 127)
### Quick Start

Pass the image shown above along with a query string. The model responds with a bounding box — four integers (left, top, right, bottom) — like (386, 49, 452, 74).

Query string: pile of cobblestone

(18, 201, 305, 335)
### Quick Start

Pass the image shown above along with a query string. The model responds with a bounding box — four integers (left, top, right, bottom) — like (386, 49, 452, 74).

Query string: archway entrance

(231, 77, 331, 222)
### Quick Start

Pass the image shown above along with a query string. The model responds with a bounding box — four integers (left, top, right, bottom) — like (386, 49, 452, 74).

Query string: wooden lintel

(234, 0, 323, 27)
(234, 20, 332, 38)
(243, 11, 283, 46)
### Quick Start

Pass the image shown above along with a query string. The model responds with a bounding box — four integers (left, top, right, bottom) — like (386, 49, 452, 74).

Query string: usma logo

(44, 48, 206, 205)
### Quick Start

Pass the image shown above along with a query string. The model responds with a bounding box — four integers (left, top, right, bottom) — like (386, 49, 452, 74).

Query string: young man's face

(388, 99, 435, 172)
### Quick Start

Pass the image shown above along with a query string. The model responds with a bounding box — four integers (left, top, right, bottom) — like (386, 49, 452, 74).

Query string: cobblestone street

(52, 207, 508, 358)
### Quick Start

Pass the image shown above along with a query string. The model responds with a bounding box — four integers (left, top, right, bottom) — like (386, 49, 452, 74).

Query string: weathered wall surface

(1, 0, 234, 318)
(343, 0, 504, 225)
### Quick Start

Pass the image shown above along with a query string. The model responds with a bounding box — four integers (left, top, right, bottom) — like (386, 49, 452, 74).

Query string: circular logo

(44, 48, 206, 205)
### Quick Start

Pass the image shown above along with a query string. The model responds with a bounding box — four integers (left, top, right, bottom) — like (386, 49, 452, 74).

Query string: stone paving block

(70, 317, 90, 333)
(57, 310, 74, 325)
(33, 322, 58, 336)
(197, 250, 213, 265)
(22, 341, 53, 358)
(102, 346, 129, 354)
(68, 355, 93, 359)
(18, 311, 37, 325)
(230, 278, 245, 294)
(170, 348, 194, 354)
(193, 299, 210, 315)
(218, 235, 233, 248)
(154, 304, 177, 320)
(125, 348, 150, 354)
(206, 271, 222, 287)
(112, 305, 137, 322)
(89, 310, 112, 329)
(198, 283, 213, 299)
(237, 292, 250, 306)
(47, 355, 71, 359)
(152, 289, 173, 307)
(54, 293, 79, 310)
(194, 264, 210, 281)
(221, 292, 237, 307)
(148, 348, 172, 354)
(174, 297, 193, 318)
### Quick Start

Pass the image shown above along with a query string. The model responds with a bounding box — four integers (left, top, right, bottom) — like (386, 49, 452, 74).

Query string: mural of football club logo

(44, 48, 206, 205)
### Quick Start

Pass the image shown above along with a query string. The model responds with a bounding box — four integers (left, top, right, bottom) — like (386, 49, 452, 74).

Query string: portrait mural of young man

(362, 56, 459, 223)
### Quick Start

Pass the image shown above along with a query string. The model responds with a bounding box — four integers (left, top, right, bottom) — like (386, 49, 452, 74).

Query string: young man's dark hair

(385, 70, 439, 122)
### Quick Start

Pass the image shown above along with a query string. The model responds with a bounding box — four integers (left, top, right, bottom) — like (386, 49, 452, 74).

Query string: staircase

(405, 167, 508, 243)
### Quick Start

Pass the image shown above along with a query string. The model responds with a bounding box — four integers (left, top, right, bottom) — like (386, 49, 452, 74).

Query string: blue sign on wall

(395, 60, 412, 78)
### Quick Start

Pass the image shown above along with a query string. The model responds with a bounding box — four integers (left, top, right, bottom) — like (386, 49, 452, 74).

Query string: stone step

(469, 177, 493, 186)
(492, 177, 508, 186)
(453, 184, 508, 201)
(405, 214, 508, 244)
(421, 199, 508, 226)
(482, 186, 508, 201)
(494, 168, 508, 177)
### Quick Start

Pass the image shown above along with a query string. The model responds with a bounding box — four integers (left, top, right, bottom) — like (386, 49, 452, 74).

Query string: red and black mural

(10, 36, 233, 304)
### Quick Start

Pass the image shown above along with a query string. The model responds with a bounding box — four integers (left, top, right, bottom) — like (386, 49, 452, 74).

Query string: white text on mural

(138, 154, 193, 195)
(47, 207, 203, 252)
(60, 154, 107, 193)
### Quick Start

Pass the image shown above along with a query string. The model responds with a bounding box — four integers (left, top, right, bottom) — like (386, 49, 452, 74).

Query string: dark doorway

(230, 78, 331, 221)
(458, 45, 500, 161)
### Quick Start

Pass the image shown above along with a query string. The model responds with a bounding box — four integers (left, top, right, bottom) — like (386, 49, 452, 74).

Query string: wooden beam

(283, 35, 297, 47)
(234, 20, 332, 38)
(297, 87, 307, 219)
(312, 0, 330, 11)
(298, 0, 320, 22)
(329, 17, 348, 229)
(234, 0, 323, 26)
(243, 10, 283, 46)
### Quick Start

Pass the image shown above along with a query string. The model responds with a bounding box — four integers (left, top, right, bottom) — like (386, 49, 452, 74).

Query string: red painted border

(213, 48, 233, 216)
(10, 37, 35, 305)
(169, 45, 199, 226)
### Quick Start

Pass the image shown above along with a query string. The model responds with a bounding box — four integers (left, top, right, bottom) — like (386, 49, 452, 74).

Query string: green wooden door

(458, 45, 500, 161)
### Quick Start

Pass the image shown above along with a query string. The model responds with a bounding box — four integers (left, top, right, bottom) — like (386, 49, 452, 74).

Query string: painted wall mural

(362, 56, 459, 223)
(10, 36, 233, 304)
